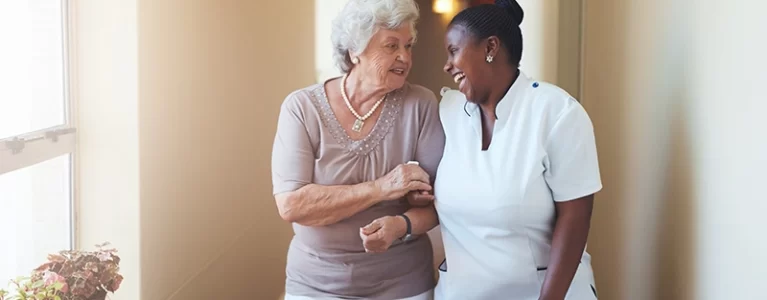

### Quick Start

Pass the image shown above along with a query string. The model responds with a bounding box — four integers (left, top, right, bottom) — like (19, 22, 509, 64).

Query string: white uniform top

(433, 71, 602, 300)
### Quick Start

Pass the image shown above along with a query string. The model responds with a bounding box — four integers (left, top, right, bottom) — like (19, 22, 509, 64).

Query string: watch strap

(398, 213, 412, 241)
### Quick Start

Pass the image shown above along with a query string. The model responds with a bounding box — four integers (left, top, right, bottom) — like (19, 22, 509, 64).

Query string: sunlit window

(0, 0, 75, 287)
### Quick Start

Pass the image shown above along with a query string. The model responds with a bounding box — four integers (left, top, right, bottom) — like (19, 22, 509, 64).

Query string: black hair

(449, 0, 524, 67)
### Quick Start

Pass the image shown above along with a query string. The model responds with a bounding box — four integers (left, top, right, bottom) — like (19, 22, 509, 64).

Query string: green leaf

(54, 296, 60, 300)
(30, 281, 43, 290)
(51, 282, 63, 291)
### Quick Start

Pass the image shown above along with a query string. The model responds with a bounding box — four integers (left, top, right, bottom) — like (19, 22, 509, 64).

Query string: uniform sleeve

(414, 90, 446, 183)
(271, 94, 315, 195)
(543, 100, 602, 202)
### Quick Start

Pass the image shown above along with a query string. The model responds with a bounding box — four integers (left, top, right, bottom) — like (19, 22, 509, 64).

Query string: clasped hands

(359, 163, 434, 253)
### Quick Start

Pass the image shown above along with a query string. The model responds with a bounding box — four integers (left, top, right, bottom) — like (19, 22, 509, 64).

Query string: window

(0, 0, 75, 286)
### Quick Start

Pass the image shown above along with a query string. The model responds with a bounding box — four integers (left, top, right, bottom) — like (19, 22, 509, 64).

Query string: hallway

(1, 1, 764, 299)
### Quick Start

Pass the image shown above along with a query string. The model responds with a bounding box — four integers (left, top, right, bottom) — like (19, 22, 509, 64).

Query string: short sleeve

(413, 88, 446, 183)
(543, 100, 602, 202)
(271, 93, 315, 195)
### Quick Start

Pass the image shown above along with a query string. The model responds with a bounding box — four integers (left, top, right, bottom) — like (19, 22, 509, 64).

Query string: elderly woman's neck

(345, 71, 390, 104)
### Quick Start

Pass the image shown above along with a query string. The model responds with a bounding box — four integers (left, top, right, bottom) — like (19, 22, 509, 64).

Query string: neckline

(465, 70, 528, 122)
(310, 80, 403, 156)
(468, 70, 530, 152)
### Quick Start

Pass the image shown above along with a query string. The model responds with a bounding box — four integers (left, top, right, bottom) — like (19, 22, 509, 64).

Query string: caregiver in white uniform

(433, 1, 602, 299)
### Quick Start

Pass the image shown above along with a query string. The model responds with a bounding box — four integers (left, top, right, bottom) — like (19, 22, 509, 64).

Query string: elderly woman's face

(356, 24, 414, 91)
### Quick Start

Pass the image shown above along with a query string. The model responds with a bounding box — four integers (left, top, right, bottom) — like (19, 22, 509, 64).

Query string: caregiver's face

(443, 24, 491, 103)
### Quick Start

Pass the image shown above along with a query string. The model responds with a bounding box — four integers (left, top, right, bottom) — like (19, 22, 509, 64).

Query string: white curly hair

(330, 0, 420, 73)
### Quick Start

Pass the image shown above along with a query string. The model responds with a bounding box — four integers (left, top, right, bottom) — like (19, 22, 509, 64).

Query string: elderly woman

(270, 0, 444, 299)
(432, 0, 602, 299)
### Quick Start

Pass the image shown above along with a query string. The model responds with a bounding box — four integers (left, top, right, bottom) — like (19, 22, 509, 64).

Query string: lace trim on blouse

(309, 84, 403, 156)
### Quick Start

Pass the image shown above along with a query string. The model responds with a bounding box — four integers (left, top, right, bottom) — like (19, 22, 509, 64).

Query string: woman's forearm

(539, 196, 594, 300)
(403, 204, 439, 235)
(359, 204, 439, 253)
(276, 182, 382, 227)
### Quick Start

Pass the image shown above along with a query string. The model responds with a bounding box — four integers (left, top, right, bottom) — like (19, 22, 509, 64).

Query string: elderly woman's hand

(375, 164, 432, 201)
(359, 215, 406, 253)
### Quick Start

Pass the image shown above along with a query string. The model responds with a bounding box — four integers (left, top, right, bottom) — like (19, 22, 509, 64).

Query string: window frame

(0, 0, 77, 249)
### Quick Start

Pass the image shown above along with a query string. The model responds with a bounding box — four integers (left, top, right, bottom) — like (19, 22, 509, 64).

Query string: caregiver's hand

(402, 161, 434, 207)
(406, 190, 435, 207)
(359, 215, 407, 253)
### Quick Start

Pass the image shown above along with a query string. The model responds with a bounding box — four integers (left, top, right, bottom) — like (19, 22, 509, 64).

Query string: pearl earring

(352, 57, 360, 64)
(486, 55, 494, 63)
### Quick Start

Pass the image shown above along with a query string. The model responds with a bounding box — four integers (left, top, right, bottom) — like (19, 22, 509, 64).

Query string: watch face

(401, 234, 415, 242)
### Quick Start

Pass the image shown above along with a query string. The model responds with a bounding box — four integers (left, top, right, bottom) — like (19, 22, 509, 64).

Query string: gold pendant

(352, 119, 364, 132)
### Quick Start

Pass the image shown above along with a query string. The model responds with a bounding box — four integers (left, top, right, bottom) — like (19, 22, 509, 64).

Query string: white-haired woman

(271, 0, 444, 299)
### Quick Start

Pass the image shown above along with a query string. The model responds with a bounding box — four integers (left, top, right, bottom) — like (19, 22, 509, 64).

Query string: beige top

(271, 80, 445, 299)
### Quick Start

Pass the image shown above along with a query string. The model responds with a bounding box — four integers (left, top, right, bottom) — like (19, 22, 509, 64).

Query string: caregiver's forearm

(400, 204, 439, 236)
(539, 195, 594, 300)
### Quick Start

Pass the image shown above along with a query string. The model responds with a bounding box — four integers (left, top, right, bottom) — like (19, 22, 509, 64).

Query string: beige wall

(583, 0, 767, 299)
(516, 0, 559, 84)
(77, 1, 315, 299)
(137, 1, 314, 299)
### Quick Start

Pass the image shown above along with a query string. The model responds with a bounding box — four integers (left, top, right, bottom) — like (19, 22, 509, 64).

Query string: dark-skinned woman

(432, 0, 602, 299)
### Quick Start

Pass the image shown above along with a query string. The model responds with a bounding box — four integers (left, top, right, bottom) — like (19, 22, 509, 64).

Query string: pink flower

(43, 271, 69, 293)
(97, 252, 111, 262)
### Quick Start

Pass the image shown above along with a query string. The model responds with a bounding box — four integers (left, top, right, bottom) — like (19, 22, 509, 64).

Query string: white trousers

(284, 289, 433, 300)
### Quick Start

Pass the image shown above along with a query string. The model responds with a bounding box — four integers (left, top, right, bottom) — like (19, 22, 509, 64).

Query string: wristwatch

(398, 214, 414, 242)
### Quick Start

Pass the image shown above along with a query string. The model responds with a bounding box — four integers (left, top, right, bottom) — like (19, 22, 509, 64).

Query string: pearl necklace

(340, 73, 387, 132)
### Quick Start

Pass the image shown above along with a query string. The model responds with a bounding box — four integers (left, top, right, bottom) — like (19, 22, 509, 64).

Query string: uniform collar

(466, 70, 531, 127)
(495, 70, 530, 125)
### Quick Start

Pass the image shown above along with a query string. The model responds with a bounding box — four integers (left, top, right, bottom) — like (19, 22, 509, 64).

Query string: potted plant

(0, 243, 123, 300)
